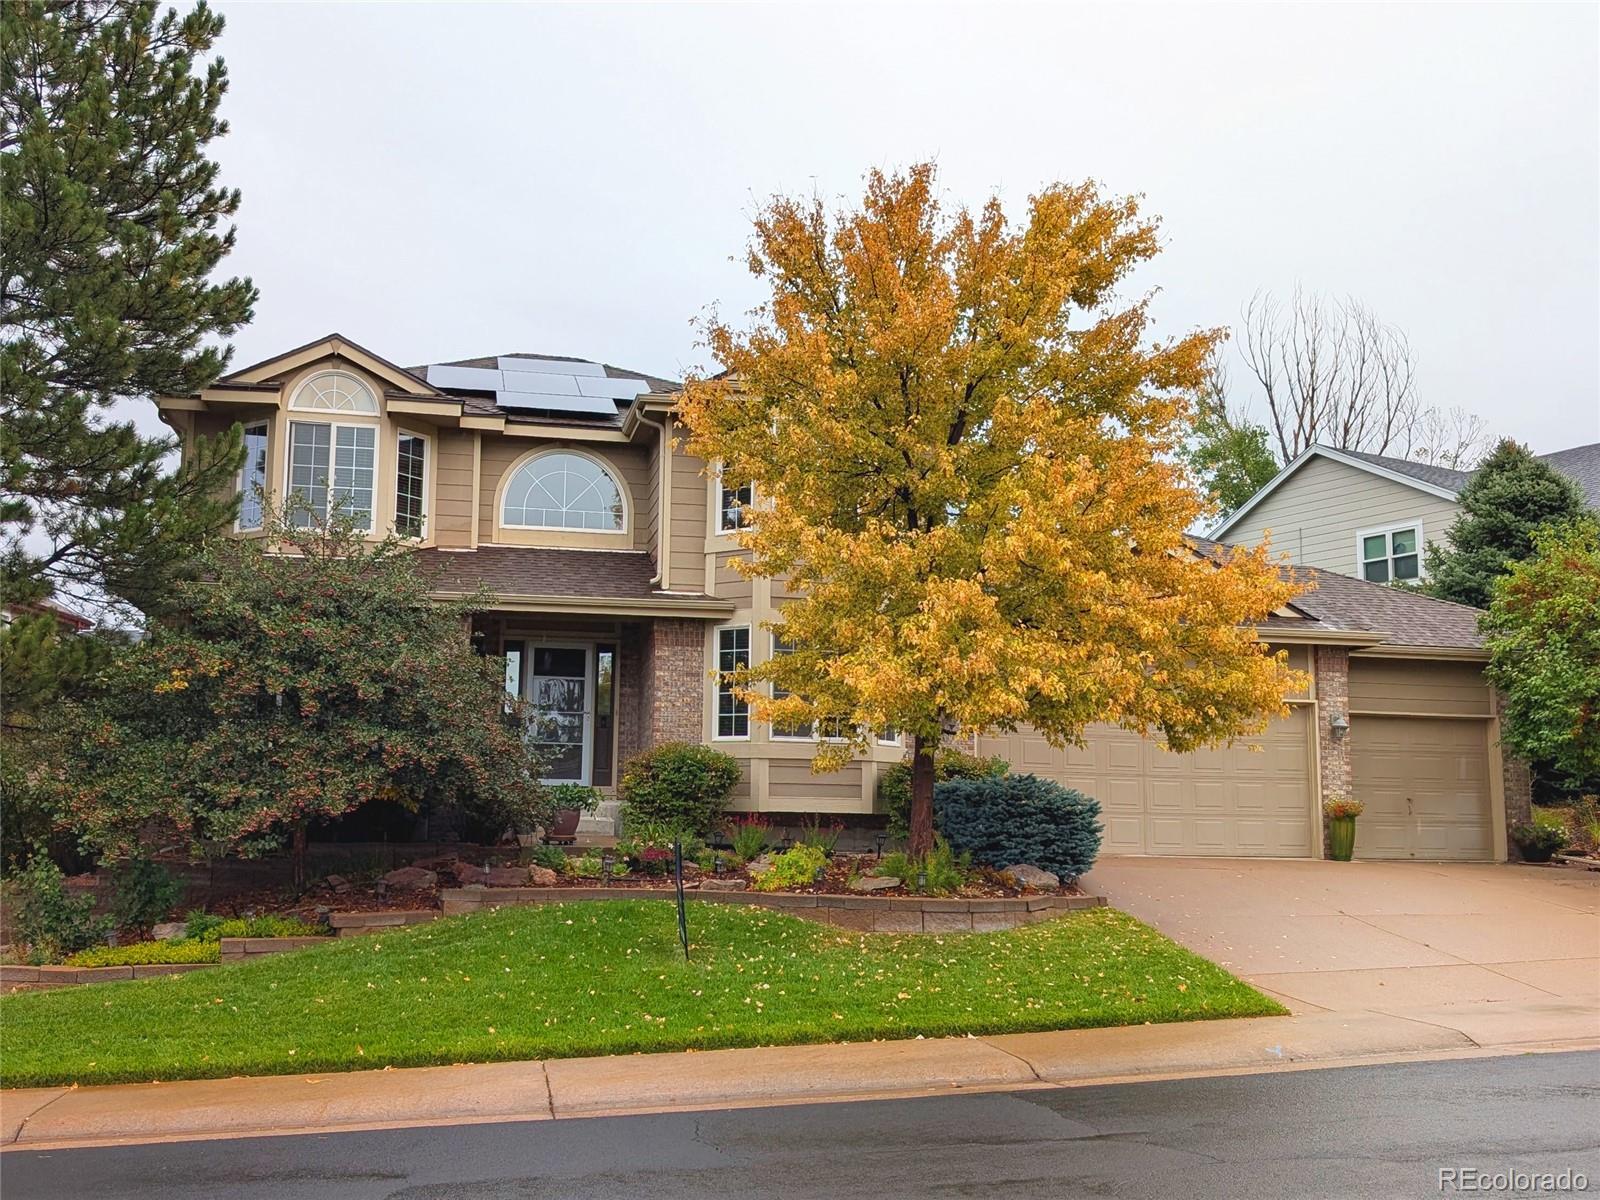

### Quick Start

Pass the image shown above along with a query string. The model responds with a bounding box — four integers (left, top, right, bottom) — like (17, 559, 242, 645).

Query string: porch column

(643, 618, 706, 747)
(1491, 687, 1534, 861)
(617, 623, 648, 768)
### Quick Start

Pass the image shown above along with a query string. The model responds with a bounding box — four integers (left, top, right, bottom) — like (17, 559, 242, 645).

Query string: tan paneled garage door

(1351, 716, 1492, 860)
(977, 708, 1315, 856)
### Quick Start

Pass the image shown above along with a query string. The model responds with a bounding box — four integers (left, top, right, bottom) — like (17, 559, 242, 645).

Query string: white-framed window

(501, 450, 626, 532)
(714, 625, 751, 739)
(394, 428, 429, 538)
(877, 727, 902, 747)
(769, 635, 813, 740)
(288, 420, 377, 531)
(237, 421, 269, 531)
(289, 370, 378, 414)
(718, 472, 753, 533)
(1357, 523, 1421, 583)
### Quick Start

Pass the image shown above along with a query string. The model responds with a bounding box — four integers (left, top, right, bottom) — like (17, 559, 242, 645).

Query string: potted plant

(1323, 794, 1363, 862)
(1511, 821, 1568, 864)
(543, 783, 603, 845)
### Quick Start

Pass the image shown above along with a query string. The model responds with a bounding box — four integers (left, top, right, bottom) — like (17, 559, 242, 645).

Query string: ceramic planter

(1328, 815, 1357, 861)
(546, 809, 581, 844)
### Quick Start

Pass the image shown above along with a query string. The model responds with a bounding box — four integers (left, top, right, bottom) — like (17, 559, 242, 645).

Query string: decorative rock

(323, 874, 348, 890)
(526, 866, 559, 887)
(381, 866, 437, 889)
(700, 878, 748, 891)
(151, 922, 186, 942)
(482, 865, 528, 887)
(681, 862, 701, 877)
(1004, 864, 1060, 891)
(850, 875, 901, 893)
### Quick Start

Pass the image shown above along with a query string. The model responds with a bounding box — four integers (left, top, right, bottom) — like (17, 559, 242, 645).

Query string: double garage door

(979, 710, 1494, 860)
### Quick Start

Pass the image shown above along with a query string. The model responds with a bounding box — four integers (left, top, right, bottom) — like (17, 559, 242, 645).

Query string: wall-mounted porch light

(1330, 713, 1350, 739)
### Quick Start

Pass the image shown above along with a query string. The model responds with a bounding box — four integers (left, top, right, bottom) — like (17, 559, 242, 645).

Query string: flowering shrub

(726, 814, 770, 863)
(1322, 795, 1365, 820)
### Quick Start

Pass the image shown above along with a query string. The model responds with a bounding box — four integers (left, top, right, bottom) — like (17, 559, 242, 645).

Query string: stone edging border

(430, 886, 1107, 933)
(1, 937, 334, 992)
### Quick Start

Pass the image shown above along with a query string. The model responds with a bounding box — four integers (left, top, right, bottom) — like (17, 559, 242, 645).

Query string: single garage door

(1350, 716, 1492, 860)
(977, 708, 1315, 856)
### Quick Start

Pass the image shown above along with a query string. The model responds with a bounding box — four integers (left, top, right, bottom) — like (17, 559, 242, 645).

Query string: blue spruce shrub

(933, 773, 1103, 881)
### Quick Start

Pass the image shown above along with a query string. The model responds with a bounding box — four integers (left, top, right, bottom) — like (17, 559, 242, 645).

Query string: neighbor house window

(288, 421, 376, 531)
(1360, 525, 1420, 583)
(715, 626, 750, 738)
(719, 475, 753, 532)
(501, 451, 625, 531)
(238, 421, 268, 531)
(395, 430, 428, 538)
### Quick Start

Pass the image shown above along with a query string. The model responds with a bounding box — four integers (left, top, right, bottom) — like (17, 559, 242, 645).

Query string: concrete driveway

(1083, 857, 1600, 1021)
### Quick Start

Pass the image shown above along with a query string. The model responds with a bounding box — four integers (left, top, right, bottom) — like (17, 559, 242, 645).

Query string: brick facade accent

(1494, 688, 1534, 858)
(617, 622, 648, 767)
(1313, 645, 1352, 801)
(642, 618, 706, 747)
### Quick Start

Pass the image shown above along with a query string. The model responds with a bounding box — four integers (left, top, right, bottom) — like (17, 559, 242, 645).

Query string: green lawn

(0, 902, 1284, 1088)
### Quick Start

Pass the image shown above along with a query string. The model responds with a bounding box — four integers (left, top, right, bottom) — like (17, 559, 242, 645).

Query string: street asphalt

(3, 1051, 1597, 1199)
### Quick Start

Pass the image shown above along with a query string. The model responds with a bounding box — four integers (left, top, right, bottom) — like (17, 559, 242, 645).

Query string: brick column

(1493, 688, 1534, 860)
(1313, 645, 1352, 857)
(616, 623, 647, 768)
(642, 618, 706, 747)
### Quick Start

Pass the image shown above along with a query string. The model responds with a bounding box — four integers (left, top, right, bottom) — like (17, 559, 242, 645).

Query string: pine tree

(1424, 440, 1586, 609)
(1, 0, 257, 618)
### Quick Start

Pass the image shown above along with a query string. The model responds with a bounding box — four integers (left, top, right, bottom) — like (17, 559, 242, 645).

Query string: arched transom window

(502, 452, 626, 531)
(290, 370, 378, 413)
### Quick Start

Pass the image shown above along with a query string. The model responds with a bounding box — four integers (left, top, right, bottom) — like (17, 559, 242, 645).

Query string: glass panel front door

(527, 645, 592, 783)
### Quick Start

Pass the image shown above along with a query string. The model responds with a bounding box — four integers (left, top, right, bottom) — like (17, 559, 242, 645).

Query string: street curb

(4, 1002, 1595, 1151)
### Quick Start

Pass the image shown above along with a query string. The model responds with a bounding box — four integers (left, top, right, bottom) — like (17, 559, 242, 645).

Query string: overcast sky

(196, 1, 1597, 454)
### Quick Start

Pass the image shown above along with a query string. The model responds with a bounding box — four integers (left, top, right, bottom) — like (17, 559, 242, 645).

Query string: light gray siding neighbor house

(1212, 442, 1600, 584)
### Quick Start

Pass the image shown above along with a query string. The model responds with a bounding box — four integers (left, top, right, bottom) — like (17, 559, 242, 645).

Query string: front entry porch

(471, 613, 709, 819)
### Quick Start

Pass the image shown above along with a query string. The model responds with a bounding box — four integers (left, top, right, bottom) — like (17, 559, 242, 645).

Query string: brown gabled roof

(1190, 537, 1485, 650)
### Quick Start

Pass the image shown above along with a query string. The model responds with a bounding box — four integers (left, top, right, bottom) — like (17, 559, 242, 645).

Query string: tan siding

(715, 553, 752, 603)
(1224, 455, 1462, 577)
(640, 429, 661, 571)
(1348, 658, 1491, 716)
(668, 436, 706, 589)
(1271, 643, 1312, 698)
(433, 431, 476, 548)
(768, 759, 863, 806)
(479, 438, 651, 549)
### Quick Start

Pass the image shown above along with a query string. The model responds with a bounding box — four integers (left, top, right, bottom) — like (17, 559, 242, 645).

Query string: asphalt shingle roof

(1190, 537, 1485, 650)
(408, 353, 681, 423)
(413, 546, 712, 603)
(1536, 442, 1600, 509)
(1332, 448, 1474, 492)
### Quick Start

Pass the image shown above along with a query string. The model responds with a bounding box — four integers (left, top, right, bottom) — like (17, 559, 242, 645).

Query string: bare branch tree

(1240, 286, 1421, 461)
(1405, 405, 1491, 470)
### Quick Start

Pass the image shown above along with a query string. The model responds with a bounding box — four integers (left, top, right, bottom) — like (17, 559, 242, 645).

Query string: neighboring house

(156, 334, 1530, 862)
(1211, 442, 1600, 583)
(1, 598, 93, 635)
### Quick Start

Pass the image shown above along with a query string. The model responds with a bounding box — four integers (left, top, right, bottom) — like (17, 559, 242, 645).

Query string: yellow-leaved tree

(679, 164, 1304, 856)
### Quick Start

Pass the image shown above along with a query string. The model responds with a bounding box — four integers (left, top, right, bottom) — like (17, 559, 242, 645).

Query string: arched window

(289, 370, 378, 413)
(501, 451, 626, 531)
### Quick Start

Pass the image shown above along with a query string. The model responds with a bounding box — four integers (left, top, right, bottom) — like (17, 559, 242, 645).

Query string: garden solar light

(916, 870, 928, 892)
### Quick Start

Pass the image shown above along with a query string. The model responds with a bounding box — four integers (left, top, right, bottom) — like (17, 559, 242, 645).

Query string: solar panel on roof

(497, 356, 605, 378)
(426, 365, 501, 391)
(576, 375, 652, 400)
(494, 391, 619, 416)
(502, 371, 581, 396)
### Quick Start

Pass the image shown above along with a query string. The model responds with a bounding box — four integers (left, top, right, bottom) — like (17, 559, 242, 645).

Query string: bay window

(288, 421, 376, 531)
(238, 421, 268, 531)
(395, 430, 428, 538)
(715, 626, 750, 738)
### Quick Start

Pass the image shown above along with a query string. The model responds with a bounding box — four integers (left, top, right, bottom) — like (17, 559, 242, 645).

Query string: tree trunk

(908, 734, 936, 858)
(291, 822, 307, 892)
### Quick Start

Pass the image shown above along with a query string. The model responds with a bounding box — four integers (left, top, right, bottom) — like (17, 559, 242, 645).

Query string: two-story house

(158, 335, 1533, 862)
(1212, 443, 1600, 583)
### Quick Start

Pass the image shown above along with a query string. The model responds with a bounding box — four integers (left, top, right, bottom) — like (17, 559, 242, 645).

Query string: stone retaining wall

(439, 887, 1105, 932)
(329, 909, 441, 937)
(1, 937, 333, 992)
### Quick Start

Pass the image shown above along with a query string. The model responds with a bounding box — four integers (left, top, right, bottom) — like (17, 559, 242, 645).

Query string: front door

(527, 644, 593, 785)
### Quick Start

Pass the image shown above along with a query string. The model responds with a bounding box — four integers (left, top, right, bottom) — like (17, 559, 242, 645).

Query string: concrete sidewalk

(5, 999, 1595, 1152)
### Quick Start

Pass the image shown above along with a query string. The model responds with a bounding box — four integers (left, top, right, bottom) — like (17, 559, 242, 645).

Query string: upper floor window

(238, 421, 268, 531)
(395, 430, 428, 538)
(719, 477, 753, 533)
(288, 421, 376, 531)
(1360, 525, 1420, 583)
(289, 370, 378, 414)
(502, 451, 625, 532)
